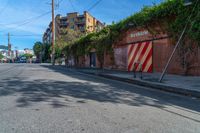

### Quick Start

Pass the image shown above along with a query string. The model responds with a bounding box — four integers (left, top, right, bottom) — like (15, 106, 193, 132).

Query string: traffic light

(184, 0, 192, 6)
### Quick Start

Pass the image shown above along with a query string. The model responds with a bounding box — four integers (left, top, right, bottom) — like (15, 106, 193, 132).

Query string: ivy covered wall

(62, 0, 200, 68)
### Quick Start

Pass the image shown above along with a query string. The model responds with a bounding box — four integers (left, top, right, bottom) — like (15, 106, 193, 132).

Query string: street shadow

(0, 64, 200, 123)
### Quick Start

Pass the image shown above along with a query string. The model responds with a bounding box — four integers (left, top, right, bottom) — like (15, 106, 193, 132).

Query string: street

(0, 64, 200, 133)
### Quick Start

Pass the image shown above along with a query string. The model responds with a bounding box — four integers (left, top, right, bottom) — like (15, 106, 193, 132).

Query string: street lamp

(128, 19, 138, 27)
(184, 0, 192, 6)
(128, 22, 134, 26)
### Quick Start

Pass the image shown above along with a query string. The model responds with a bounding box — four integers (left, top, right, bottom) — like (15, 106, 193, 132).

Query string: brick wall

(153, 39, 184, 74)
(153, 39, 200, 76)
(76, 26, 200, 76)
(112, 27, 200, 76)
(113, 46, 128, 70)
(187, 47, 200, 76)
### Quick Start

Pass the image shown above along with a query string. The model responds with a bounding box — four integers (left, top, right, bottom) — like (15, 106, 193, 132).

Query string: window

(60, 20, 67, 26)
(70, 18, 74, 23)
(79, 18, 85, 23)
(79, 26, 85, 31)
(70, 25, 74, 30)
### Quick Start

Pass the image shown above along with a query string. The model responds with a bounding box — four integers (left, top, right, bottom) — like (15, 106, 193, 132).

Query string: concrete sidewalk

(75, 68, 200, 98)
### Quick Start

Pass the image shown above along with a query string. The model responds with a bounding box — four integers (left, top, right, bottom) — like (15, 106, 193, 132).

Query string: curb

(78, 71, 200, 98)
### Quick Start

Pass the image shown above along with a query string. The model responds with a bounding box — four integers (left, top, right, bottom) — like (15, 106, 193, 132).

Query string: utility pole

(51, 0, 55, 65)
(15, 46, 18, 58)
(8, 33, 11, 57)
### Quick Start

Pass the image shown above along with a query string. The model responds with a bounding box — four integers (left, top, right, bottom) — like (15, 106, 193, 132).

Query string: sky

(0, 0, 163, 50)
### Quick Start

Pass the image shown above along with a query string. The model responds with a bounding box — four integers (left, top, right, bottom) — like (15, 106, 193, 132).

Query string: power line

(88, 0, 103, 12)
(29, 0, 47, 13)
(58, 0, 64, 5)
(0, 11, 51, 33)
(0, 34, 43, 36)
(0, 11, 51, 27)
(0, 0, 9, 16)
(17, 11, 51, 26)
(69, 0, 76, 11)
(56, 0, 64, 10)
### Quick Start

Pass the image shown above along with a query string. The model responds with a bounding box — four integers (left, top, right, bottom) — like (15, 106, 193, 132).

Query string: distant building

(0, 49, 16, 60)
(18, 49, 34, 57)
(43, 22, 52, 44)
(0, 50, 7, 57)
(43, 11, 105, 44)
(18, 50, 25, 56)
(0, 46, 34, 61)
(24, 48, 34, 55)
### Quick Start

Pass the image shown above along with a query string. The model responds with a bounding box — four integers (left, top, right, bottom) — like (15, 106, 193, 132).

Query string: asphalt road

(0, 64, 200, 133)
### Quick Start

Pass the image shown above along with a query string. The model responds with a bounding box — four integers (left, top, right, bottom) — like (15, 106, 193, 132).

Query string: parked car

(34, 59, 41, 63)
(20, 59, 26, 63)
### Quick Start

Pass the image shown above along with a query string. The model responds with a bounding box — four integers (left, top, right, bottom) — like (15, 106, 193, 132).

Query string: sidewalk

(75, 68, 200, 98)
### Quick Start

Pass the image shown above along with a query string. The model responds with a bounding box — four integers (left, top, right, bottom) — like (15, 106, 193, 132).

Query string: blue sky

(0, 0, 163, 50)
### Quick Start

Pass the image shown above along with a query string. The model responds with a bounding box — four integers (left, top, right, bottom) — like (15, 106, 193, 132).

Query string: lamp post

(184, 0, 192, 6)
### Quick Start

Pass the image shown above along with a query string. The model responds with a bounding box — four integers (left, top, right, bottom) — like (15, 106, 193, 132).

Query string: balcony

(78, 26, 85, 32)
(77, 15, 84, 18)
(76, 19, 85, 25)
(60, 21, 68, 26)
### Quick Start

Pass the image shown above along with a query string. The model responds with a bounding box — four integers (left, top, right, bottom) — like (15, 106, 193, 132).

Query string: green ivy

(117, 0, 199, 46)
(0, 53, 4, 60)
(63, 0, 200, 65)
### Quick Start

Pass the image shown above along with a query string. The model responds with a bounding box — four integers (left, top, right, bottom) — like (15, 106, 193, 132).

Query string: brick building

(76, 22, 200, 76)
(110, 26, 200, 76)
(43, 11, 104, 44)
(64, 0, 199, 76)
(83, 26, 200, 76)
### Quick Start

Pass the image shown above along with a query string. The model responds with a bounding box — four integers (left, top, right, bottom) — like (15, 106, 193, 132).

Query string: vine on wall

(62, 0, 200, 67)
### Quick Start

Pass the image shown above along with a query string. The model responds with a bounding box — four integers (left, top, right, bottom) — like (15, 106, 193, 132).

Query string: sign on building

(130, 30, 149, 38)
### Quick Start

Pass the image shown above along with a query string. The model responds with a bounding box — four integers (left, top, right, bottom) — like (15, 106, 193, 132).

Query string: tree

(33, 42, 42, 59)
(0, 53, 4, 60)
(56, 29, 83, 66)
(42, 43, 51, 62)
(91, 27, 113, 68)
(23, 53, 33, 59)
(21, 53, 33, 63)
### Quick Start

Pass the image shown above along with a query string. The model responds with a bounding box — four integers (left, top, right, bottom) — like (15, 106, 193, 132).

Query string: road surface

(0, 64, 200, 133)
